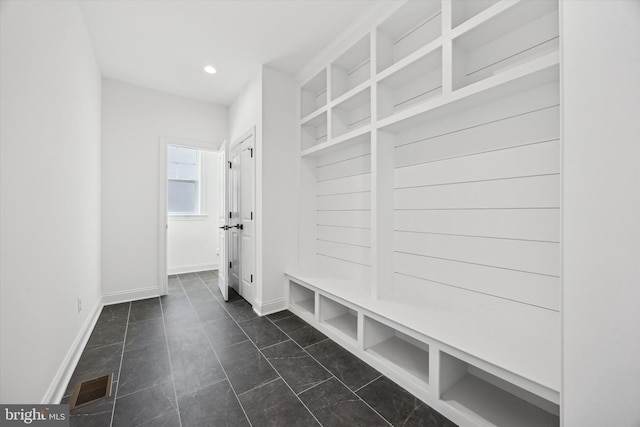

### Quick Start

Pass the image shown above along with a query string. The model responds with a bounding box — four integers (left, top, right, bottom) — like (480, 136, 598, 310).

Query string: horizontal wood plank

(395, 231, 559, 276)
(395, 139, 559, 188)
(395, 252, 559, 310)
(394, 209, 559, 242)
(395, 174, 560, 209)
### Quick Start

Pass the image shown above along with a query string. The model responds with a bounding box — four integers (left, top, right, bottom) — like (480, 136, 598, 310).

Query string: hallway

(63, 271, 455, 426)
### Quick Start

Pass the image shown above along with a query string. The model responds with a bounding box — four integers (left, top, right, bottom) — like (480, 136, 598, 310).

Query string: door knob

(218, 225, 230, 230)
(232, 224, 244, 230)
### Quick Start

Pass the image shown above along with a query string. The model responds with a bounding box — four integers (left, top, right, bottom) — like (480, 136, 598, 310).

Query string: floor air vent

(69, 373, 112, 410)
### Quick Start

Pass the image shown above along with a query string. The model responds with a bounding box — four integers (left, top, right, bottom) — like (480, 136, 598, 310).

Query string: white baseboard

(42, 298, 102, 404)
(253, 297, 288, 316)
(168, 262, 218, 275)
(102, 286, 160, 305)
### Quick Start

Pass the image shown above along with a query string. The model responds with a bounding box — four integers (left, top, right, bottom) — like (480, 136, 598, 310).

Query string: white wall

(229, 71, 262, 302)
(228, 68, 298, 313)
(561, 1, 640, 426)
(260, 67, 298, 307)
(168, 150, 221, 274)
(229, 71, 262, 144)
(0, 0, 102, 403)
(102, 80, 227, 299)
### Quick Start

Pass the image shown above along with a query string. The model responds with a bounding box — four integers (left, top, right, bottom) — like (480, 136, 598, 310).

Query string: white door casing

(240, 134, 255, 304)
(158, 137, 219, 296)
(218, 140, 229, 301)
(228, 143, 241, 295)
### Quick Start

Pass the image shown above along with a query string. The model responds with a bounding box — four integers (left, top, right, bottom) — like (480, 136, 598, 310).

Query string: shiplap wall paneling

(452, 0, 559, 90)
(315, 139, 372, 285)
(376, 0, 442, 73)
(392, 81, 560, 159)
(293, 2, 564, 425)
(392, 81, 560, 312)
(298, 156, 319, 273)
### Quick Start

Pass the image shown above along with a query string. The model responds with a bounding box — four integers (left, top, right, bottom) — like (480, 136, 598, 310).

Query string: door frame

(227, 127, 256, 303)
(158, 137, 221, 296)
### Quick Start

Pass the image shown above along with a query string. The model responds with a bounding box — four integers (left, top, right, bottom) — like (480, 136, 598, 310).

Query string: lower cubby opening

(440, 352, 559, 427)
(289, 281, 315, 316)
(319, 295, 358, 342)
(364, 316, 429, 387)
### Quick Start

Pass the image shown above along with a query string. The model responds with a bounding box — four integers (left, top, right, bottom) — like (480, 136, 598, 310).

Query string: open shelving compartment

(364, 315, 429, 388)
(300, 111, 328, 151)
(376, 0, 442, 74)
(331, 34, 370, 101)
(319, 295, 358, 344)
(440, 352, 559, 427)
(377, 46, 442, 120)
(452, 0, 559, 90)
(295, 129, 373, 297)
(331, 86, 371, 139)
(289, 280, 315, 317)
(301, 68, 327, 118)
(451, 0, 500, 29)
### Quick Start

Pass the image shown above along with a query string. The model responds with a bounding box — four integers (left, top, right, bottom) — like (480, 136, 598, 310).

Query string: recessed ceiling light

(204, 65, 217, 74)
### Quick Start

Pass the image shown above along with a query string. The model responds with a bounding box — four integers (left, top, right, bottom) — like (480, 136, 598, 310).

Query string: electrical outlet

(77, 298, 82, 313)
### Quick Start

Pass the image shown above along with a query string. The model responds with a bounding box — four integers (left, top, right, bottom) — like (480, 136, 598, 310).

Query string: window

(167, 145, 201, 215)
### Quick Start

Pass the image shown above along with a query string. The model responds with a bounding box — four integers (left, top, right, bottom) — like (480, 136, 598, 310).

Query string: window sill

(168, 214, 208, 221)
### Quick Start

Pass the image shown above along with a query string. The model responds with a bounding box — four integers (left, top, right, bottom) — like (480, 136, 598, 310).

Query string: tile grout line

(177, 276, 392, 427)
(235, 377, 282, 398)
(295, 376, 334, 396)
(177, 274, 254, 427)
(159, 284, 184, 427)
(297, 343, 393, 427)
(109, 302, 131, 427)
(265, 315, 394, 427)
(258, 338, 294, 352)
(354, 374, 383, 393)
(207, 286, 324, 427)
(231, 320, 324, 426)
(180, 274, 393, 427)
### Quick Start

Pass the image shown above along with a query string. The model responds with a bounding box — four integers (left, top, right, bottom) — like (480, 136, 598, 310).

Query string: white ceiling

(78, 0, 377, 105)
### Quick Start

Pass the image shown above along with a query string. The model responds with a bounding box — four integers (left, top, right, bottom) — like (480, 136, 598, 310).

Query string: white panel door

(218, 143, 228, 301)
(228, 143, 241, 295)
(240, 135, 255, 304)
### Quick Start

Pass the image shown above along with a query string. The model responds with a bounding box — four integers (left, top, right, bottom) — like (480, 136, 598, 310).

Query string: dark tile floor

(63, 271, 456, 427)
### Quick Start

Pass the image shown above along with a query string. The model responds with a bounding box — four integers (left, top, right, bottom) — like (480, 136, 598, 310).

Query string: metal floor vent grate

(69, 373, 113, 410)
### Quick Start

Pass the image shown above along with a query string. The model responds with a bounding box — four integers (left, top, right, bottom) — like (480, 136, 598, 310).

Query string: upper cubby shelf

(379, 51, 559, 135)
(332, 86, 371, 138)
(452, 0, 559, 90)
(451, 0, 500, 29)
(331, 34, 371, 101)
(377, 46, 442, 120)
(301, 127, 370, 158)
(301, 69, 327, 119)
(301, 110, 328, 151)
(376, 0, 442, 74)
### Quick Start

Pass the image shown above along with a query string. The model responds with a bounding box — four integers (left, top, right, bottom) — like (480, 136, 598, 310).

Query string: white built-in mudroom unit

(2, 0, 637, 425)
(256, 1, 639, 426)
